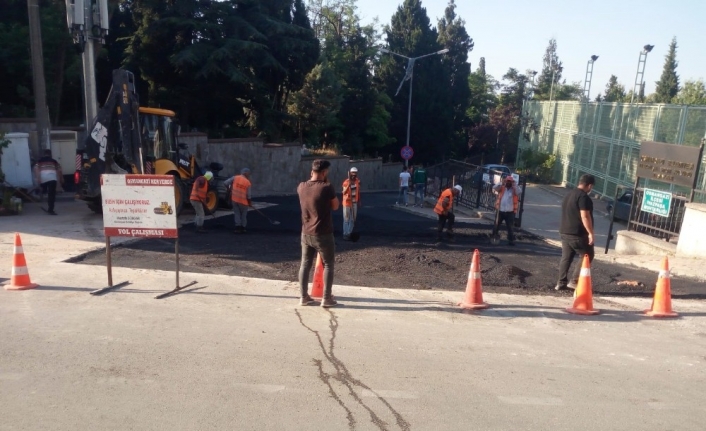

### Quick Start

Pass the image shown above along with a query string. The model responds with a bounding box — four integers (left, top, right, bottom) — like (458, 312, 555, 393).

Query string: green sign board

(641, 189, 672, 217)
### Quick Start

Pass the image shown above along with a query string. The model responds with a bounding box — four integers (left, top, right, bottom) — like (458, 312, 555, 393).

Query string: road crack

(295, 309, 410, 431)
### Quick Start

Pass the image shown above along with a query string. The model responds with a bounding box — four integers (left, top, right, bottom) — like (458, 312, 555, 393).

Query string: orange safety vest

(190, 177, 208, 202)
(230, 175, 251, 206)
(342, 178, 360, 207)
(434, 189, 454, 215)
(495, 185, 519, 213)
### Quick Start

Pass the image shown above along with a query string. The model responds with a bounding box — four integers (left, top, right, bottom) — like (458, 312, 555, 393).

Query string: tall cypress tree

(437, 0, 473, 159)
(654, 37, 680, 103)
(533, 38, 562, 101)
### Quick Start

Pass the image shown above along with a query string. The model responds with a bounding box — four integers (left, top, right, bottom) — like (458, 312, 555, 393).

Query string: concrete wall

(615, 230, 676, 256)
(179, 133, 400, 196)
(676, 203, 706, 257)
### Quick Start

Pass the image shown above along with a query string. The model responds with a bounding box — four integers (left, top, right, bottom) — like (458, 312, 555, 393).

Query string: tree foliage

(603, 75, 626, 102)
(654, 37, 680, 103)
(673, 79, 706, 105)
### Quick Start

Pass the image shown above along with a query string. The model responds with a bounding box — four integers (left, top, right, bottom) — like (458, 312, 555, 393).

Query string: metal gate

(425, 160, 527, 227)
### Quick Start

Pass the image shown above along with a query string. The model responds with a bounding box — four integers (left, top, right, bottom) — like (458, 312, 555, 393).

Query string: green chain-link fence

(517, 101, 706, 200)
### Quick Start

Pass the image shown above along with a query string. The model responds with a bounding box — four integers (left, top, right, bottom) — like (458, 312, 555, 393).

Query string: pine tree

(533, 39, 562, 100)
(437, 0, 473, 159)
(603, 75, 626, 102)
(654, 37, 680, 103)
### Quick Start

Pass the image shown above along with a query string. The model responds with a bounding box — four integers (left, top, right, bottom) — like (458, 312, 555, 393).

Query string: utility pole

(66, 0, 109, 137)
(27, 0, 52, 155)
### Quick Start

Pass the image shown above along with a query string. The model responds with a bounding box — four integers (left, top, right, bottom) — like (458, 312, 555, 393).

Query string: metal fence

(424, 160, 527, 226)
(517, 100, 706, 199)
(627, 188, 689, 241)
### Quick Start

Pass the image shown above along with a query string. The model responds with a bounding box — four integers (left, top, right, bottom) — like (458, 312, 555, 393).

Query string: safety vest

(495, 186, 519, 213)
(434, 189, 454, 215)
(190, 177, 208, 202)
(231, 175, 251, 206)
(342, 178, 360, 207)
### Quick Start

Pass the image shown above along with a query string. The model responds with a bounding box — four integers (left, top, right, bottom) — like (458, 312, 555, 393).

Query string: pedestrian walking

(224, 168, 252, 233)
(189, 171, 213, 233)
(434, 185, 462, 241)
(297, 159, 340, 307)
(412, 165, 427, 207)
(555, 174, 596, 291)
(342, 167, 360, 240)
(397, 166, 411, 206)
(35, 149, 63, 215)
(492, 176, 520, 246)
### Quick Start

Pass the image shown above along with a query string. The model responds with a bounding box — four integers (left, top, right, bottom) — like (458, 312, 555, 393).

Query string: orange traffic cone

(459, 249, 489, 310)
(310, 254, 324, 299)
(565, 254, 599, 315)
(4, 233, 38, 291)
(644, 256, 678, 318)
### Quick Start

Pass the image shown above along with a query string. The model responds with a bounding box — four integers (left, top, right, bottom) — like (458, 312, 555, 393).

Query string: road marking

(497, 396, 563, 406)
(361, 389, 419, 399)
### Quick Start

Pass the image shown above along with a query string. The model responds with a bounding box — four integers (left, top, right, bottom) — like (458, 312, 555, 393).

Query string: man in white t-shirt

(396, 166, 411, 206)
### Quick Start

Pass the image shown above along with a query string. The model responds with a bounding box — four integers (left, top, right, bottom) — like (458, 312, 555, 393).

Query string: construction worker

(342, 167, 360, 240)
(189, 171, 213, 233)
(224, 168, 252, 234)
(434, 185, 462, 240)
(34, 149, 63, 215)
(412, 165, 427, 207)
(297, 159, 340, 308)
(492, 176, 520, 246)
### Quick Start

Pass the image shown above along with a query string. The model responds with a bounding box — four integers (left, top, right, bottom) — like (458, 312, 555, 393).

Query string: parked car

(606, 189, 634, 222)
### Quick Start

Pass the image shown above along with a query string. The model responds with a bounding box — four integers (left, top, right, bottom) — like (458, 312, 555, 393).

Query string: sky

(354, 0, 705, 96)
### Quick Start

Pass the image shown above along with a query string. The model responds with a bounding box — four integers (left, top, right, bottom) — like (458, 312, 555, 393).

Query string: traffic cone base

(644, 260, 678, 318)
(5, 233, 38, 291)
(458, 249, 489, 310)
(310, 254, 324, 299)
(565, 256, 599, 315)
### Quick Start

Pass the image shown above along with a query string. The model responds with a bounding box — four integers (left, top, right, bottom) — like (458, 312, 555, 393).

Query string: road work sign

(101, 174, 178, 238)
(641, 188, 672, 217)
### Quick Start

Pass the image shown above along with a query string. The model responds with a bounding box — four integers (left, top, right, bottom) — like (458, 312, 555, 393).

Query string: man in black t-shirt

(297, 159, 340, 307)
(555, 174, 596, 291)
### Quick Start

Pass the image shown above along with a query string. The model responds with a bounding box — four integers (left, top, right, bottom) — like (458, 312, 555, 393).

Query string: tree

(654, 37, 680, 103)
(376, 0, 453, 164)
(533, 38, 562, 101)
(466, 58, 497, 125)
(288, 60, 343, 148)
(498, 68, 529, 113)
(603, 75, 626, 102)
(673, 79, 706, 105)
(437, 0, 473, 158)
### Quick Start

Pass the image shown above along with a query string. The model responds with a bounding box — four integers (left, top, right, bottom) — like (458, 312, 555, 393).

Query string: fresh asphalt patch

(75, 193, 705, 299)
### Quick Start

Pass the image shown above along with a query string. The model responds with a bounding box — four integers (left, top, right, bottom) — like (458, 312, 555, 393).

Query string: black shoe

(554, 284, 567, 291)
(48, 210, 57, 215)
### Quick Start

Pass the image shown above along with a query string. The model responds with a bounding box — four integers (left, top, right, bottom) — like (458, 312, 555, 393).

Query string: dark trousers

(437, 212, 455, 233)
(498, 211, 515, 242)
(557, 234, 595, 285)
(299, 233, 335, 299)
(42, 180, 57, 212)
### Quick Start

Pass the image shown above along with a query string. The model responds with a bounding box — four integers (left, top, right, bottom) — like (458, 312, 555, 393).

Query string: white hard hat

(454, 185, 463, 192)
(204, 171, 214, 181)
(350, 167, 358, 173)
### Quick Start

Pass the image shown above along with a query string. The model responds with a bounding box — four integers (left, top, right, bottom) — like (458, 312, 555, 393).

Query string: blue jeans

(414, 184, 425, 205)
(398, 186, 408, 205)
(343, 204, 357, 236)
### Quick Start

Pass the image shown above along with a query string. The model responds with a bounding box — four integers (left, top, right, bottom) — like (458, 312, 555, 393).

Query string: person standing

(434, 185, 462, 241)
(225, 168, 252, 233)
(342, 167, 360, 241)
(412, 165, 427, 207)
(35, 149, 63, 215)
(297, 159, 340, 307)
(492, 176, 520, 246)
(397, 166, 411, 206)
(189, 171, 213, 233)
(555, 174, 596, 291)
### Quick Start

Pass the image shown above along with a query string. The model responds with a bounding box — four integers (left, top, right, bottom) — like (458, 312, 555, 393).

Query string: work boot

(321, 297, 339, 308)
(299, 295, 316, 306)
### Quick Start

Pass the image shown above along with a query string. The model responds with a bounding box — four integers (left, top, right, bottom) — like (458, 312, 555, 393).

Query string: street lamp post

(379, 48, 449, 167)
(631, 45, 653, 104)
(583, 55, 599, 102)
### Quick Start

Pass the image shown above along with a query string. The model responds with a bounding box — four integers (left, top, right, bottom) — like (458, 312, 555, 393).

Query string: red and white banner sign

(101, 174, 178, 238)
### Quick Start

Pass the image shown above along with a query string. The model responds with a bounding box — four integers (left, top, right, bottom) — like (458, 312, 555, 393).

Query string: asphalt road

(76, 192, 706, 298)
